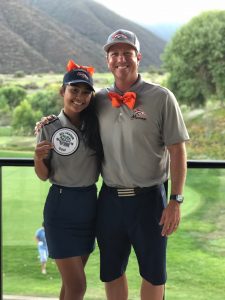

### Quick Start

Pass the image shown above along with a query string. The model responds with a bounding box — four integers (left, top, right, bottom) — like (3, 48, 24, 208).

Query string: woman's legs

(56, 254, 89, 300)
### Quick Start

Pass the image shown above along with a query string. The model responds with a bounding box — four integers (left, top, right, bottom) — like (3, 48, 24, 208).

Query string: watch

(170, 194, 184, 203)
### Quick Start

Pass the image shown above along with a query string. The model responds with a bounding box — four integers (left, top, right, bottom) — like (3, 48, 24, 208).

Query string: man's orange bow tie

(108, 92, 136, 110)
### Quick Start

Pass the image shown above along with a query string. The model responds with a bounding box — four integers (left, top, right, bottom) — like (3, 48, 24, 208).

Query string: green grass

(2, 157, 225, 299)
(0, 150, 33, 158)
(1, 73, 62, 89)
(0, 136, 36, 151)
(0, 126, 12, 136)
(1, 72, 165, 90)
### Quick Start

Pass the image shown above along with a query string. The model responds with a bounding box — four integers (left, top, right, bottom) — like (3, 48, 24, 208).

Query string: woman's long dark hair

(80, 95, 104, 162)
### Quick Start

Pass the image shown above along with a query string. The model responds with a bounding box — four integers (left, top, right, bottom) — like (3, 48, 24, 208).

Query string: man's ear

(137, 52, 142, 62)
(106, 54, 111, 70)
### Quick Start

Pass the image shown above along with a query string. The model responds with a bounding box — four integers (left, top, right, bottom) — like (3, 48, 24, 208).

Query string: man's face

(107, 43, 141, 81)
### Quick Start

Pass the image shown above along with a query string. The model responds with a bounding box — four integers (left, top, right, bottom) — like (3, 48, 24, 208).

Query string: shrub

(14, 70, 26, 78)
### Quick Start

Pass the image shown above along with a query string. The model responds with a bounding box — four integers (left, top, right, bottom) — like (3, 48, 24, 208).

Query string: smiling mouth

(116, 65, 128, 69)
(73, 101, 83, 106)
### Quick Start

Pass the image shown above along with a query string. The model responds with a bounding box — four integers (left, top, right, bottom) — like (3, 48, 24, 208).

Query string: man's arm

(34, 115, 57, 135)
(160, 142, 187, 236)
(168, 142, 187, 195)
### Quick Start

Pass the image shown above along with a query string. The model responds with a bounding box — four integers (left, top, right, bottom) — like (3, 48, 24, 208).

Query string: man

(95, 29, 189, 300)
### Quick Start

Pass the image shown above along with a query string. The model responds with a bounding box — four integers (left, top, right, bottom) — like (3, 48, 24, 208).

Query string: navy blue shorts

(96, 183, 167, 285)
(44, 184, 97, 259)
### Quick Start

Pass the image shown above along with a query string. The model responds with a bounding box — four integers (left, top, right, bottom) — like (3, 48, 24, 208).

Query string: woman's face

(62, 83, 93, 115)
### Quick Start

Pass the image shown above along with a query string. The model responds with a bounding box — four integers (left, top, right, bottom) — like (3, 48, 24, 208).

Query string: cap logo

(52, 128, 79, 156)
(112, 33, 128, 40)
(77, 72, 89, 81)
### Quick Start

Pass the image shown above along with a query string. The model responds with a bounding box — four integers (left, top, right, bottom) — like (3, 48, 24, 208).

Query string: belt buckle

(117, 188, 136, 197)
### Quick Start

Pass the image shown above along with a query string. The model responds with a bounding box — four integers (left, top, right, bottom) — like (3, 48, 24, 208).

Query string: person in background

(35, 222, 48, 274)
(34, 60, 103, 300)
(94, 29, 189, 300)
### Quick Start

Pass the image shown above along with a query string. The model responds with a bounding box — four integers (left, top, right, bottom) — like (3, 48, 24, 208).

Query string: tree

(12, 100, 42, 135)
(162, 11, 225, 107)
(28, 86, 62, 116)
(0, 86, 27, 108)
(0, 94, 9, 112)
(0, 95, 11, 126)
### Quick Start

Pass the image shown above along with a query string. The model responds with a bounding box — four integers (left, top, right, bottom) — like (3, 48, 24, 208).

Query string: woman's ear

(59, 86, 65, 97)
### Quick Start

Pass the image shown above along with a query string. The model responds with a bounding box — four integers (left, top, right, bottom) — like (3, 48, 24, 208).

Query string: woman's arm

(34, 140, 53, 180)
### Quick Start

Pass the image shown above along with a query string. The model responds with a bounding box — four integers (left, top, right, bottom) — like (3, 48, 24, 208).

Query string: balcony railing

(1, 158, 225, 299)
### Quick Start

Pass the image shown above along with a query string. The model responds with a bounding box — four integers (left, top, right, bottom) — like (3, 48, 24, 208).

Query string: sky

(94, 0, 225, 25)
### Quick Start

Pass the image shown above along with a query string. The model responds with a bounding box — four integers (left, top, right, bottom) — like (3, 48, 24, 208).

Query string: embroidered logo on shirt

(131, 108, 147, 120)
(51, 128, 79, 156)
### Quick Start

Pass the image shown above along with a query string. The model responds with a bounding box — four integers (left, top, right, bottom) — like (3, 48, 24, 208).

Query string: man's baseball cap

(63, 69, 95, 91)
(103, 29, 140, 52)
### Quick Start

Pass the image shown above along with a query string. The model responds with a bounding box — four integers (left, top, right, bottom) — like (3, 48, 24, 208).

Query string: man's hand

(34, 115, 57, 135)
(159, 200, 181, 236)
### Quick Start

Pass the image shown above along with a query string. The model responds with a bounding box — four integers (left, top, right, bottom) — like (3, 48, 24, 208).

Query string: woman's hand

(34, 140, 53, 161)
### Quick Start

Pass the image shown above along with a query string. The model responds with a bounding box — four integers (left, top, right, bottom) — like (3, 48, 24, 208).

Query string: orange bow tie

(108, 92, 136, 110)
(66, 59, 95, 76)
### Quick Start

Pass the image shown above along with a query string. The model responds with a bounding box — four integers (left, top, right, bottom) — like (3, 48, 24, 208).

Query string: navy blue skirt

(44, 184, 97, 259)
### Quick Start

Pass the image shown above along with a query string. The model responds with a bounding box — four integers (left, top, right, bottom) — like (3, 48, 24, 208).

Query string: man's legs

(96, 185, 131, 300)
(133, 185, 167, 300)
(105, 274, 128, 300)
(141, 279, 164, 300)
(97, 184, 167, 300)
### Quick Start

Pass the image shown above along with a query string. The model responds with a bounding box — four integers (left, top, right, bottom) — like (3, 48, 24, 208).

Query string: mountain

(146, 23, 182, 41)
(0, 0, 166, 73)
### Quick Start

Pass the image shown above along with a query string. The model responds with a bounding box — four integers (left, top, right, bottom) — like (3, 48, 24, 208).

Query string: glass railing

(1, 158, 225, 300)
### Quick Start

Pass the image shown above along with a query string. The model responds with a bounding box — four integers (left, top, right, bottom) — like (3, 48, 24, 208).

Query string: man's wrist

(169, 194, 184, 204)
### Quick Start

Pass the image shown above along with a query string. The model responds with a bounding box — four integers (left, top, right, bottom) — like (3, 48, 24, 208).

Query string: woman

(34, 60, 103, 300)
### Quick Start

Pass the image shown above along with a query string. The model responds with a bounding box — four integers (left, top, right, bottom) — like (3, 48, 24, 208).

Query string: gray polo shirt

(37, 110, 100, 187)
(95, 75, 189, 188)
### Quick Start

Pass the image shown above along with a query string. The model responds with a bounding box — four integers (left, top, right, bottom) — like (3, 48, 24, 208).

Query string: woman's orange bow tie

(66, 59, 95, 76)
(108, 92, 136, 110)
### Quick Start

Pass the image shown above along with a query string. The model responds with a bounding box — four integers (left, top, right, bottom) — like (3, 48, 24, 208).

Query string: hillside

(0, 0, 166, 73)
(147, 23, 182, 41)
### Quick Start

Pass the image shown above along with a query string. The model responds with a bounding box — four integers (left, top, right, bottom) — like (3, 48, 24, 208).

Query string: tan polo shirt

(96, 75, 189, 188)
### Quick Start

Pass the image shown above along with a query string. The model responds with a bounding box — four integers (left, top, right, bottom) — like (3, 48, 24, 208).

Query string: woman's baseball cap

(63, 69, 95, 91)
(103, 29, 140, 52)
